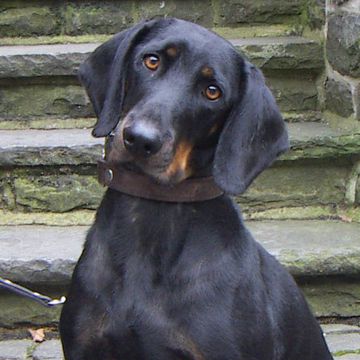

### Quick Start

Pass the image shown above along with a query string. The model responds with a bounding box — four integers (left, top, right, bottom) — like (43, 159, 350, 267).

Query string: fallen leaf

(28, 328, 45, 343)
(339, 214, 352, 223)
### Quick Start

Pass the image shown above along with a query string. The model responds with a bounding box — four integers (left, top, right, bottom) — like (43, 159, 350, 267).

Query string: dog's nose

(123, 124, 163, 157)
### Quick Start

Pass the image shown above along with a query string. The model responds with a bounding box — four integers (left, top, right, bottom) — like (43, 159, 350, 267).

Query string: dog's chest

(72, 195, 248, 358)
(87, 258, 238, 360)
(78, 215, 241, 359)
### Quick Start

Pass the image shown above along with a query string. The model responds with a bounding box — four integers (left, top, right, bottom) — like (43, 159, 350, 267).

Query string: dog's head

(79, 18, 288, 195)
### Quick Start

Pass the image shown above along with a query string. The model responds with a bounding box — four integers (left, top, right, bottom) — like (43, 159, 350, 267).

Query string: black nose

(123, 124, 163, 157)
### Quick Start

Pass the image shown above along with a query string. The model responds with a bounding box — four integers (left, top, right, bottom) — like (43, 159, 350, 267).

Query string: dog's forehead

(143, 20, 238, 73)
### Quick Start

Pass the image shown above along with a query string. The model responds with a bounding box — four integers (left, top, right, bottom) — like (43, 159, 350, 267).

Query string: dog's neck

(97, 160, 224, 202)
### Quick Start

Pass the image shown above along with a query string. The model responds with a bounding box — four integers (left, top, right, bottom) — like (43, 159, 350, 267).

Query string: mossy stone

(212, 0, 302, 26)
(301, 277, 360, 317)
(0, 292, 62, 327)
(0, 84, 93, 120)
(0, 118, 95, 131)
(245, 205, 360, 223)
(0, 6, 59, 37)
(135, 0, 213, 27)
(238, 164, 348, 210)
(327, 14, 360, 78)
(300, 0, 326, 31)
(62, 2, 133, 36)
(237, 40, 324, 71)
(325, 77, 355, 118)
(0, 210, 96, 226)
(284, 131, 360, 162)
(268, 75, 319, 112)
(14, 174, 104, 212)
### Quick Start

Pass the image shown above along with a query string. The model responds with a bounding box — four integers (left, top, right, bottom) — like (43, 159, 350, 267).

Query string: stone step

(1, 324, 359, 359)
(0, 1, 305, 39)
(0, 123, 359, 214)
(0, 24, 300, 47)
(2, 220, 359, 284)
(1, 205, 360, 227)
(0, 37, 323, 79)
(2, 123, 357, 166)
(0, 220, 359, 327)
(0, 111, 322, 131)
(0, 37, 323, 121)
(0, 79, 319, 121)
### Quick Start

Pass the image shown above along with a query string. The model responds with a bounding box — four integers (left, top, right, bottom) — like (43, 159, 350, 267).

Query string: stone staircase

(0, 0, 359, 357)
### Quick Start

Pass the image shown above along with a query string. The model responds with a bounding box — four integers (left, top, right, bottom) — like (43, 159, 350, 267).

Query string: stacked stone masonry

(0, 0, 303, 38)
(325, 0, 360, 120)
(1, 124, 360, 217)
(0, 0, 359, 213)
(0, 39, 324, 123)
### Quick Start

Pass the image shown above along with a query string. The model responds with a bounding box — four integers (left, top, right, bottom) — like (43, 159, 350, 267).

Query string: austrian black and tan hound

(60, 18, 333, 360)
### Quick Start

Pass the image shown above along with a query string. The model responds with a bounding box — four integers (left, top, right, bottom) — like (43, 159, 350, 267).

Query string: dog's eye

(143, 54, 160, 71)
(204, 85, 222, 101)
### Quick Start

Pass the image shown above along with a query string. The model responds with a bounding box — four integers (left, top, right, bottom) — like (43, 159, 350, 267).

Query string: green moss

(284, 132, 360, 161)
(342, 207, 360, 223)
(0, 26, 297, 46)
(0, 34, 112, 46)
(333, 350, 360, 356)
(26, 343, 38, 359)
(0, 118, 95, 130)
(281, 111, 322, 123)
(244, 205, 334, 220)
(213, 24, 300, 38)
(243, 205, 360, 223)
(324, 111, 360, 133)
(2, 206, 359, 225)
(0, 210, 95, 226)
(244, 206, 360, 223)
(298, 0, 325, 34)
(14, 174, 104, 212)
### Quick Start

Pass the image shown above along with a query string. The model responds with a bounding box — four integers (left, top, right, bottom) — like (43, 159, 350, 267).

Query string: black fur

(60, 18, 333, 359)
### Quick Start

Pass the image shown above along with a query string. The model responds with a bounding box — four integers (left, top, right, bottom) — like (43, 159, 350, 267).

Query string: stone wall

(324, 0, 360, 206)
(0, 0, 302, 38)
(325, 0, 360, 122)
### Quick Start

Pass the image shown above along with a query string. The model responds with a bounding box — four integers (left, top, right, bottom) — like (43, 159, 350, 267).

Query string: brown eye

(143, 54, 160, 71)
(204, 85, 222, 101)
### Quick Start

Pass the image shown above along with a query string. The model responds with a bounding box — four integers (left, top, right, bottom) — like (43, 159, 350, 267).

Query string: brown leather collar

(97, 160, 224, 202)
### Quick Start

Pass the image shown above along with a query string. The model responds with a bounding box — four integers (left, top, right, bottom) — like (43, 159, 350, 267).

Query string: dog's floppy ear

(79, 20, 157, 138)
(213, 61, 289, 195)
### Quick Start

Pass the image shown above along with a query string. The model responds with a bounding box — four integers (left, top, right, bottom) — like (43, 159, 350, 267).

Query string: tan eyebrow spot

(166, 46, 178, 57)
(201, 66, 214, 78)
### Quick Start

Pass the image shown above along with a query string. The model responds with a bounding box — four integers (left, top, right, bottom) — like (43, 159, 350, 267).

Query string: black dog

(60, 18, 333, 359)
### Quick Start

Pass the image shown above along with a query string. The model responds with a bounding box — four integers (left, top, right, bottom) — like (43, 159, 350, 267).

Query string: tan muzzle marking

(165, 141, 193, 178)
